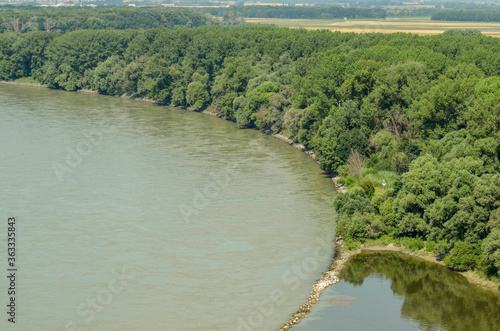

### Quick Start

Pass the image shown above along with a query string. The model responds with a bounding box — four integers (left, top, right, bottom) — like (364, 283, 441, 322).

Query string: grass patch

(399, 237, 425, 251)
(425, 240, 437, 252)
(14, 77, 40, 84)
(364, 235, 424, 251)
(373, 234, 394, 246)
(363, 170, 399, 189)
(343, 238, 362, 251)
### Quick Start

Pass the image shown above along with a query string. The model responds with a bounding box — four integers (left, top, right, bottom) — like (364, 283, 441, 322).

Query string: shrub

(347, 213, 367, 239)
(482, 229, 500, 277)
(375, 234, 393, 245)
(371, 191, 386, 212)
(434, 240, 452, 261)
(367, 154, 380, 168)
(333, 188, 374, 216)
(425, 241, 437, 252)
(343, 238, 361, 251)
(364, 168, 379, 176)
(400, 237, 425, 251)
(365, 214, 387, 239)
(444, 241, 481, 271)
(345, 176, 356, 186)
(359, 177, 375, 199)
(346, 150, 366, 178)
(337, 164, 350, 177)
(397, 214, 429, 238)
(335, 214, 350, 238)
(379, 198, 397, 228)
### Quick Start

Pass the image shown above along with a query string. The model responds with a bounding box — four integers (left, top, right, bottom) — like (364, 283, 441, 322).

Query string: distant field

(245, 17, 500, 36)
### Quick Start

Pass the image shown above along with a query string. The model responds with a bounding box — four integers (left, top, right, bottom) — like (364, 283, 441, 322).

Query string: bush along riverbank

(1, 26, 500, 285)
(333, 164, 500, 292)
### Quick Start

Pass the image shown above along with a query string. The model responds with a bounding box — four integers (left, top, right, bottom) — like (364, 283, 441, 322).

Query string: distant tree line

(198, 6, 387, 19)
(0, 6, 216, 33)
(442, 2, 500, 11)
(387, 8, 439, 18)
(1, 26, 499, 279)
(432, 10, 500, 22)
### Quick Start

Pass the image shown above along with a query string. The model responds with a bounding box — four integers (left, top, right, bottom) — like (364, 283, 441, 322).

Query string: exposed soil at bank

(361, 243, 500, 293)
(1, 80, 48, 87)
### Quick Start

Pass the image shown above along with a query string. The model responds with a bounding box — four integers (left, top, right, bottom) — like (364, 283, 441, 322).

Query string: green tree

(482, 229, 500, 276)
(444, 241, 481, 271)
(186, 81, 210, 110)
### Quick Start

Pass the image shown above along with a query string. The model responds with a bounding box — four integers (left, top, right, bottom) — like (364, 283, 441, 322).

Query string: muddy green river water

(1, 84, 499, 331)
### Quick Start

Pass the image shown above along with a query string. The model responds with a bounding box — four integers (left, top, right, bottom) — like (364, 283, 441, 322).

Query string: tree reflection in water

(340, 251, 500, 331)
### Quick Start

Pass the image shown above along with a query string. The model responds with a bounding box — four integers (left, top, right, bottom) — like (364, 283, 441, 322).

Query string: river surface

(0, 84, 337, 331)
(2, 85, 500, 331)
(294, 251, 500, 331)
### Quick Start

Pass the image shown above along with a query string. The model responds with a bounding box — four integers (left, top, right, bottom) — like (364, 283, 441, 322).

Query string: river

(1, 84, 499, 331)
(294, 251, 500, 331)
(0, 84, 336, 330)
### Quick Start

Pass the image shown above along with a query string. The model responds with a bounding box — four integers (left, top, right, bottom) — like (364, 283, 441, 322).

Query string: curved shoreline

(278, 239, 500, 330)
(278, 239, 354, 330)
(2, 80, 498, 327)
(1, 80, 348, 195)
(0, 80, 48, 87)
(360, 243, 500, 293)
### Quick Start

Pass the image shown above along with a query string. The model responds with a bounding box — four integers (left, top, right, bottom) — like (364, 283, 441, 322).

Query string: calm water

(2, 85, 499, 331)
(0, 85, 337, 330)
(294, 251, 500, 331)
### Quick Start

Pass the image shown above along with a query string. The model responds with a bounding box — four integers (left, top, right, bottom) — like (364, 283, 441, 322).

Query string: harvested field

(245, 17, 500, 36)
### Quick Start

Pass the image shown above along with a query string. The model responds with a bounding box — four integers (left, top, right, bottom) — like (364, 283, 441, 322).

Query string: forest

(0, 5, 388, 31)
(0, 23, 499, 280)
(0, 6, 215, 33)
(432, 10, 500, 22)
(198, 5, 387, 20)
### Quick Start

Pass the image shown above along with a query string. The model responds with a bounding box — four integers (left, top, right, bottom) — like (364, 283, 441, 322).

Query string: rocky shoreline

(278, 238, 500, 330)
(3, 80, 497, 330)
(278, 238, 354, 330)
(200, 108, 348, 192)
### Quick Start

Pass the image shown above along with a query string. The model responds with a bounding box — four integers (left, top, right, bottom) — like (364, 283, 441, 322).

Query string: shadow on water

(340, 251, 500, 331)
(294, 251, 500, 331)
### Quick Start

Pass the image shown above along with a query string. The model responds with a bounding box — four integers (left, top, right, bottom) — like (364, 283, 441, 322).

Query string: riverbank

(279, 238, 500, 330)
(0, 80, 337, 177)
(2, 79, 497, 324)
(278, 239, 355, 330)
(360, 243, 500, 293)
(1, 80, 48, 88)
(200, 107, 348, 192)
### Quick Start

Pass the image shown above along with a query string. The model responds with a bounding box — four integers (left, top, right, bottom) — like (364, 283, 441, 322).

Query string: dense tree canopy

(432, 10, 500, 22)
(199, 5, 386, 20)
(0, 6, 215, 33)
(1, 25, 499, 278)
